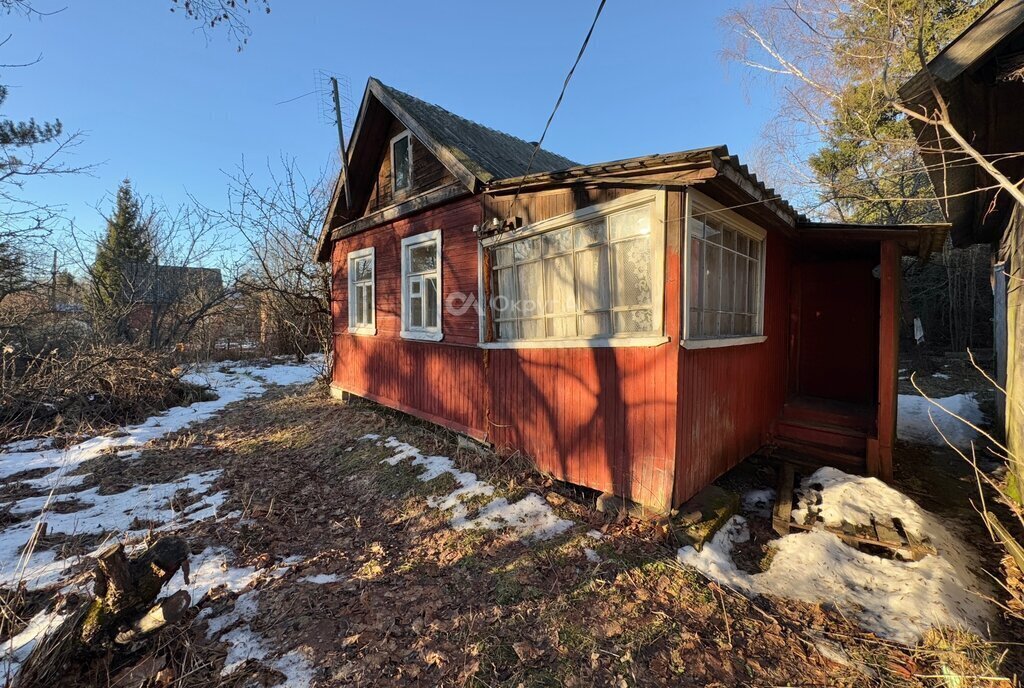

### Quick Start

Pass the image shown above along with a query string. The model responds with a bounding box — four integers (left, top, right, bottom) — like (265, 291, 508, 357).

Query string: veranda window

(401, 230, 442, 341)
(347, 247, 375, 335)
(486, 196, 663, 343)
(685, 195, 766, 342)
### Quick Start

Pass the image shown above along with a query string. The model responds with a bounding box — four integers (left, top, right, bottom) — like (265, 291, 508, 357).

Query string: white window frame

(682, 188, 768, 350)
(400, 229, 443, 341)
(347, 247, 376, 336)
(390, 130, 413, 194)
(479, 189, 669, 349)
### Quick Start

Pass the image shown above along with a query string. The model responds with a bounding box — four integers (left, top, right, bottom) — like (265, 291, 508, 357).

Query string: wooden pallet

(772, 462, 935, 561)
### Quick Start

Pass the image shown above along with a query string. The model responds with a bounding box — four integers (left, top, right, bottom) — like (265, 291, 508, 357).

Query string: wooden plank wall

(1005, 212, 1024, 500)
(871, 240, 900, 481)
(481, 187, 680, 510)
(673, 196, 793, 504)
(333, 186, 681, 510)
(332, 196, 485, 436)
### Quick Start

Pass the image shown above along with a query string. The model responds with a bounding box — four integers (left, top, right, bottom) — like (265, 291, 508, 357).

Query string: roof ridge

(374, 78, 578, 169)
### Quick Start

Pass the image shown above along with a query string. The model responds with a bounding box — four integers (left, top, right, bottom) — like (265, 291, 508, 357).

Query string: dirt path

(3, 371, 1014, 687)
(100, 386, 959, 686)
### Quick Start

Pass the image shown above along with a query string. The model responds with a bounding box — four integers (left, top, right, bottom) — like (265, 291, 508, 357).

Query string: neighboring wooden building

(316, 78, 944, 510)
(900, 0, 1024, 497)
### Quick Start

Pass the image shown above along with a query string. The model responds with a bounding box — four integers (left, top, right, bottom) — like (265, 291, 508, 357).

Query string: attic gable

(360, 117, 460, 217)
(316, 78, 577, 260)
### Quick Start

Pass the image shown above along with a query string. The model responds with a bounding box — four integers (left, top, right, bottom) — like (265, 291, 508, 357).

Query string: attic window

(391, 130, 413, 192)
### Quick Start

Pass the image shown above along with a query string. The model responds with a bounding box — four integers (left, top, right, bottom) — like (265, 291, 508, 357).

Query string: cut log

(14, 536, 191, 688)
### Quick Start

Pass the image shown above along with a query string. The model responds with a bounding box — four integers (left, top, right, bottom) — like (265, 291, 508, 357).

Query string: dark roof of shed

(122, 263, 223, 305)
(374, 80, 578, 183)
(898, 0, 1024, 245)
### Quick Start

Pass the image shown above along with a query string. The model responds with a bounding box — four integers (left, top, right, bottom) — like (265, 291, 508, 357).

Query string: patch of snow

(301, 573, 343, 584)
(455, 493, 574, 541)
(898, 393, 985, 448)
(273, 648, 317, 687)
(0, 358, 319, 683)
(584, 548, 601, 563)
(742, 488, 776, 518)
(206, 590, 260, 637)
(220, 626, 269, 675)
(166, 547, 259, 605)
(246, 354, 322, 387)
(932, 372, 951, 380)
(677, 467, 992, 645)
(0, 471, 224, 590)
(0, 358, 318, 594)
(586, 530, 604, 540)
(0, 608, 72, 678)
(367, 436, 573, 542)
(19, 471, 88, 492)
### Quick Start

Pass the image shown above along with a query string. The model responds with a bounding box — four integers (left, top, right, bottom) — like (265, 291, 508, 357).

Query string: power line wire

(503, 0, 607, 227)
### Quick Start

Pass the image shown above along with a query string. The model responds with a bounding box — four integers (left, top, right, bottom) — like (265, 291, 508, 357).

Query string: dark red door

(797, 259, 879, 404)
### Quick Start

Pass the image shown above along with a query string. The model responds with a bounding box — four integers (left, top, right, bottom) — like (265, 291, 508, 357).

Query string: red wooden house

(316, 78, 946, 511)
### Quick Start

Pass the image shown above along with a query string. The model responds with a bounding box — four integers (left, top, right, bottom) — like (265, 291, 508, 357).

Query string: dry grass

(0, 344, 212, 445)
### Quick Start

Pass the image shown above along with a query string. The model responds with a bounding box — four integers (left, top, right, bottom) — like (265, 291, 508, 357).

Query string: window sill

(401, 329, 444, 342)
(681, 335, 767, 350)
(347, 326, 377, 337)
(479, 336, 670, 350)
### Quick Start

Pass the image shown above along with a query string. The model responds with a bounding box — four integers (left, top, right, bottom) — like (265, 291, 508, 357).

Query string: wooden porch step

(781, 400, 874, 432)
(769, 438, 866, 472)
(773, 418, 868, 453)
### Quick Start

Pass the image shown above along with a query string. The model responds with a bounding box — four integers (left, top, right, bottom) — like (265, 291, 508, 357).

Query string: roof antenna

(330, 76, 353, 210)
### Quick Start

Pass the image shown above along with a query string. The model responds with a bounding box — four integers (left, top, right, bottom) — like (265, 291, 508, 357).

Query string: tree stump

(14, 537, 191, 688)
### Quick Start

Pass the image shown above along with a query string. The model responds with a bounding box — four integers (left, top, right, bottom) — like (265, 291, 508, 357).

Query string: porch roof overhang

(797, 222, 950, 259)
(484, 145, 802, 234)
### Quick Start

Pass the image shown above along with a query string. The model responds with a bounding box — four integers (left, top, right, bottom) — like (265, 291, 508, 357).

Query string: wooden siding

(872, 240, 901, 481)
(481, 188, 682, 510)
(333, 186, 681, 510)
(674, 192, 793, 504)
(332, 197, 484, 434)
(481, 186, 639, 229)
(330, 184, 843, 510)
(363, 120, 459, 216)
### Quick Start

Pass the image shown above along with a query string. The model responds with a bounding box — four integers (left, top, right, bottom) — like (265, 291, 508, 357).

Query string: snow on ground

(365, 435, 574, 542)
(678, 467, 991, 645)
(0, 357, 321, 679)
(0, 607, 73, 679)
(301, 573, 344, 584)
(897, 393, 985, 449)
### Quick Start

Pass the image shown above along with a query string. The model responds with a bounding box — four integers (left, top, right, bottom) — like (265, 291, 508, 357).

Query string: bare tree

(721, 0, 991, 222)
(205, 157, 332, 368)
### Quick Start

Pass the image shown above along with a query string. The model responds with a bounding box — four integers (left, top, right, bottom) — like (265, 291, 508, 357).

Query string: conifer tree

(91, 179, 154, 339)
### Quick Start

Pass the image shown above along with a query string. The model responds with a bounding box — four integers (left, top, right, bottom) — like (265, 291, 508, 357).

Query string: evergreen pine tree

(91, 179, 154, 339)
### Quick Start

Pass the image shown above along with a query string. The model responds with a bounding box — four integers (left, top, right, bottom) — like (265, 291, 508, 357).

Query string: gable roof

(315, 78, 577, 260)
(900, 0, 1024, 94)
(376, 80, 578, 184)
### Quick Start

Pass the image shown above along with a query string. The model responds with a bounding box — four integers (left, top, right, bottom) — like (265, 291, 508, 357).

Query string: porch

(767, 225, 945, 480)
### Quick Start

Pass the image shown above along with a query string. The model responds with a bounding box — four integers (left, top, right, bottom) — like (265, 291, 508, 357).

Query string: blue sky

(4, 1, 775, 246)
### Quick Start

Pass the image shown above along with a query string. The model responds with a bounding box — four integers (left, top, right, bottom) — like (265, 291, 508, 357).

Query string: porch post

(874, 239, 900, 482)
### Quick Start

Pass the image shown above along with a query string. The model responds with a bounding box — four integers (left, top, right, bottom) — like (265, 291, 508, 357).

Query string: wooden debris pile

(772, 463, 936, 561)
(14, 537, 191, 688)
